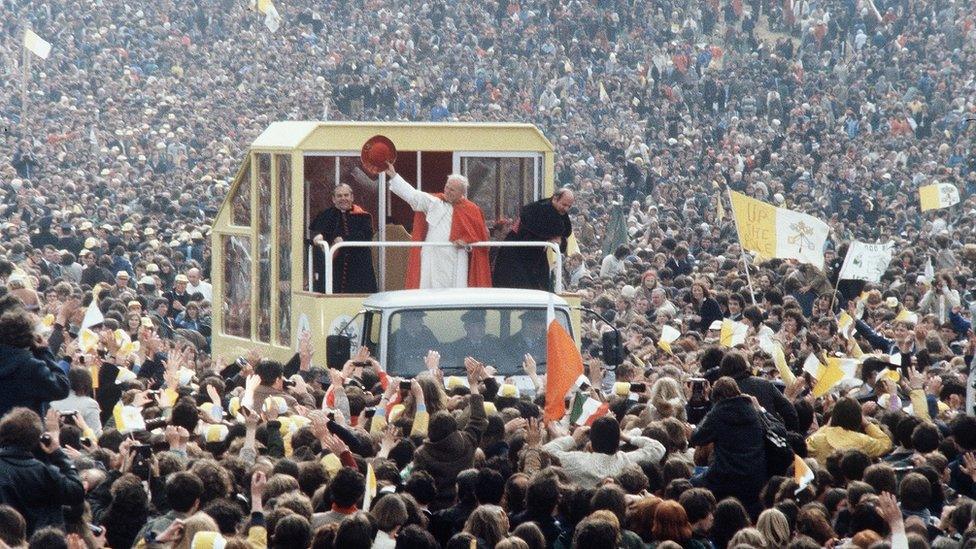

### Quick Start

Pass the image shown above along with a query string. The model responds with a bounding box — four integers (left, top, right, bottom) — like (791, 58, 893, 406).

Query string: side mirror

(601, 330, 625, 366)
(326, 335, 351, 369)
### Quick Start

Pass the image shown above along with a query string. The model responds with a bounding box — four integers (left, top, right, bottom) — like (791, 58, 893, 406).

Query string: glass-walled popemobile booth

(210, 122, 578, 364)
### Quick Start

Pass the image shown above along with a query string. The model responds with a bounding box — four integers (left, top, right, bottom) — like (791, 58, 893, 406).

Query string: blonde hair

(649, 377, 686, 421)
(756, 509, 790, 549)
(464, 505, 508, 548)
(175, 512, 219, 549)
(728, 527, 766, 548)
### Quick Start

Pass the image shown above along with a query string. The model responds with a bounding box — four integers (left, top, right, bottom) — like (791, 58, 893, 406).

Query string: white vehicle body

(350, 288, 575, 395)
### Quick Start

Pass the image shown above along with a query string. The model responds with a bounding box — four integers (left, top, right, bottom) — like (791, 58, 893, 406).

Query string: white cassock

(389, 174, 468, 288)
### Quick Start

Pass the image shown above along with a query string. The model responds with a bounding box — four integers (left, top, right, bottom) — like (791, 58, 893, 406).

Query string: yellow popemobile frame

(210, 121, 580, 365)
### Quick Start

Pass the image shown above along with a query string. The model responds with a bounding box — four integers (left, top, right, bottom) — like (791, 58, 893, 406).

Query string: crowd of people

(2, 0, 976, 547)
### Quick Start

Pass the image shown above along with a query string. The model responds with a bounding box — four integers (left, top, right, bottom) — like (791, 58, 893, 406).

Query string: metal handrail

(310, 240, 563, 294)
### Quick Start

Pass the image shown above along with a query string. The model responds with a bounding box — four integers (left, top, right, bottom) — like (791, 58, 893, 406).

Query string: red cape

(405, 194, 492, 289)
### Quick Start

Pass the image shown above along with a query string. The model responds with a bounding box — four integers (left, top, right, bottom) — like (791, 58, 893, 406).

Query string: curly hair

(102, 474, 150, 549)
(190, 459, 234, 507)
(0, 309, 35, 348)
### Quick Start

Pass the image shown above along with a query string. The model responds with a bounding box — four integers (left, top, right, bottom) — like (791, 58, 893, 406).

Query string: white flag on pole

(838, 240, 894, 282)
(264, 4, 282, 32)
(81, 299, 104, 331)
(23, 29, 52, 60)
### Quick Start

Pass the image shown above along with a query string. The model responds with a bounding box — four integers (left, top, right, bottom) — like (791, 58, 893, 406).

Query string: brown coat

(413, 394, 487, 510)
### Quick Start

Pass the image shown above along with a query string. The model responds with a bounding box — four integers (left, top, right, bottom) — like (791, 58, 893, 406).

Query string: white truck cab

(326, 288, 578, 394)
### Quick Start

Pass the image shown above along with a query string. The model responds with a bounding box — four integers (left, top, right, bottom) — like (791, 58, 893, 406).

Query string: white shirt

(373, 531, 396, 549)
(389, 174, 468, 288)
(187, 280, 213, 302)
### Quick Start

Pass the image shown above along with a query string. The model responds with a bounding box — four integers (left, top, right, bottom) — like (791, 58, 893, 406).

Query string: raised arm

(385, 163, 436, 214)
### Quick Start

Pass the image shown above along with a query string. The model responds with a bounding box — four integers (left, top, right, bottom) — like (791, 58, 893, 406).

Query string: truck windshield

(386, 307, 571, 378)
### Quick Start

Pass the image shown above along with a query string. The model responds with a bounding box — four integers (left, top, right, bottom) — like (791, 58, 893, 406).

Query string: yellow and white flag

(810, 357, 858, 397)
(794, 455, 814, 494)
(837, 311, 855, 339)
(729, 191, 830, 269)
(23, 29, 52, 60)
(79, 328, 100, 353)
(657, 324, 681, 355)
(719, 319, 748, 348)
(112, 403, 146, 434)
(363, 462, 378, 511)
(759, 334, 795, 384)
(919, 183, 960, 212)
(771, 342, 795, 385)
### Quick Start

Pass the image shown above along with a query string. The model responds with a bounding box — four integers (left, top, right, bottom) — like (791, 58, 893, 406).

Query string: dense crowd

(2, 0, 976, 547)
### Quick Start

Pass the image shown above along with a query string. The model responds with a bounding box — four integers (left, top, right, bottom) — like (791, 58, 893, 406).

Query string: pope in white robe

(385, 163, 492, 289)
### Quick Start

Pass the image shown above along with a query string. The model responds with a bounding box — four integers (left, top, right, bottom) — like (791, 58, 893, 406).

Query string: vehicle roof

(362, 288, 570, 310)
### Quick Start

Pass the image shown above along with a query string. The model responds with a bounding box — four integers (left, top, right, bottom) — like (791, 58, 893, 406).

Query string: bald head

(552, 188, 575, 215)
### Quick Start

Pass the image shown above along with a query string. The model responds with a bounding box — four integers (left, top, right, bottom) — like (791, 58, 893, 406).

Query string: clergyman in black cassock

(309, 184, 378, 294)
(492, 189, 575, 291)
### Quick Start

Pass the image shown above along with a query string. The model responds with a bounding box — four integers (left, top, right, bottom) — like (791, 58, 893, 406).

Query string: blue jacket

(0, 345, 71, 419)
(0, 447, 85, 534)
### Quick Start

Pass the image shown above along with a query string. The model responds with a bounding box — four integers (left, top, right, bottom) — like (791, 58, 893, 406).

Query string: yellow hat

(144, 227, 156, 236)
(263, 396, 288, 415)
(175, 274, 189, 283)
(321, 453, 342, 474)
(498, 384, 520, 398)
(190, 531, 227, 549)
(84, 237, 99, 249)
(878, 369, 901, 383)
(614, 382, 632, 396)
(228, 396, 241, 418)
(483, 402, 498, 415)
(200, 424, 229, 443)
(446, 376, 469, 389)
(121, 222, 135, 232)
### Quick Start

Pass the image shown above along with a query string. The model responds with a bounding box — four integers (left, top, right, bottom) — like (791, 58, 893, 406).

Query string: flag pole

(21, 37, 30, 128)
(726, 187, 757, 304)
(827, 272, 842, 315)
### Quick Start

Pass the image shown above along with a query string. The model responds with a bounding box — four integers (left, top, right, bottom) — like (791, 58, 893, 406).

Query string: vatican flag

(657, 324, 681, 355)
(729, 191, 830, 269)
(719, 319, 748, 348)
(919, 183, 960, 212)
(804, 355, 858, 397)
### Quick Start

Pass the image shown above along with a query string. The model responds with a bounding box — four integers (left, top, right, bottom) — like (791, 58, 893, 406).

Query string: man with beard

(492, 189, 575, 291)
(309, 184, 377, 294)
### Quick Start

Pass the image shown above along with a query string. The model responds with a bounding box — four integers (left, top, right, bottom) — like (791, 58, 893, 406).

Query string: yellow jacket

(806, 423, 892, 465)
